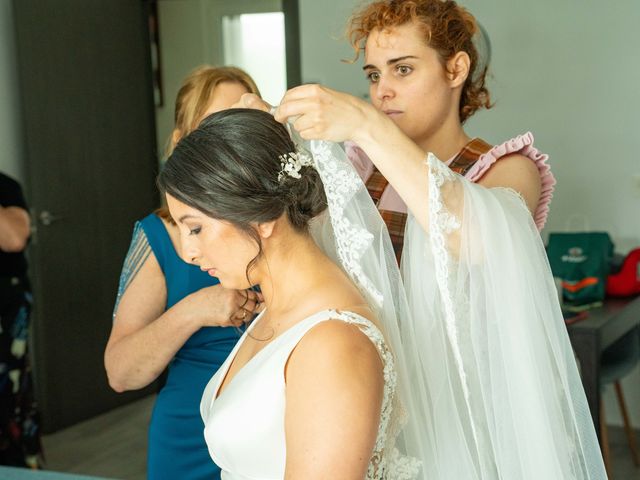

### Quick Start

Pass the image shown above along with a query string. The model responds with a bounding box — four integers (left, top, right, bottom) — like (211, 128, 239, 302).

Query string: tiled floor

(39, 395, 640, 479)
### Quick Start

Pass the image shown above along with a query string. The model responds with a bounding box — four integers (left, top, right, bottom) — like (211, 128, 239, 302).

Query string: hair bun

(280, 165, 328, 230)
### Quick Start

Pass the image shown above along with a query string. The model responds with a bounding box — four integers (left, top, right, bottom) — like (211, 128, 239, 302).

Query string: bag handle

(564, 214, 590, 232)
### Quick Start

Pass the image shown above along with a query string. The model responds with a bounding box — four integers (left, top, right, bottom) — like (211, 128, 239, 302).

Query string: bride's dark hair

(157, 108, 327, 274)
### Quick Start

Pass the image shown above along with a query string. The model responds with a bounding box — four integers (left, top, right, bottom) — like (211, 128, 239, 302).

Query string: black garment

(0, 173, 28, 277)
(0, 173, 41, 467)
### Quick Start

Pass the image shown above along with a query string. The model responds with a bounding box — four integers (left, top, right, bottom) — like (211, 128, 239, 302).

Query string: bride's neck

(254, 231, 330, 314)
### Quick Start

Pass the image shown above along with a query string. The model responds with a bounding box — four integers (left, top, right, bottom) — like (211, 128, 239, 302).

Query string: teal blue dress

(140, 213, 240, 480)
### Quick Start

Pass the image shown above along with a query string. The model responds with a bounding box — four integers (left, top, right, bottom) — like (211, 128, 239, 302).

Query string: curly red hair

(348, 0, 492, 123)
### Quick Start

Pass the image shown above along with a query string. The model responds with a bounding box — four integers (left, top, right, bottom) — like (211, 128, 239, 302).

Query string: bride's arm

(283, 320, 384, 480)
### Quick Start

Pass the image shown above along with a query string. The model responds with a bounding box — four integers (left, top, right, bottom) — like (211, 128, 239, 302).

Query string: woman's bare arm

(0, 205, 30, 252)
(105, 252, 257, 392)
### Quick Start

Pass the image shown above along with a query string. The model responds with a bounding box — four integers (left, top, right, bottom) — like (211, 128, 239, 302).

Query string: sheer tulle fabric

(303, 135, 605, 479)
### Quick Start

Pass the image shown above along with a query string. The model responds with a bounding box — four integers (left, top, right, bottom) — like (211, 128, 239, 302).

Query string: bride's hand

(231, 93, 273, 113)
(274, 84, 378, 143)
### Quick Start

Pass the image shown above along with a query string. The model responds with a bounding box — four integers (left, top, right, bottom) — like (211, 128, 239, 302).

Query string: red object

(606, 248, 640, 297)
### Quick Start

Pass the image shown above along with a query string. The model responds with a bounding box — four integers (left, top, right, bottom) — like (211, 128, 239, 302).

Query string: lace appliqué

(426, 153, 482, 448)
(310, 141, 383, 307)
(494, 186, 532, 216)
(332, 311, 421, 479)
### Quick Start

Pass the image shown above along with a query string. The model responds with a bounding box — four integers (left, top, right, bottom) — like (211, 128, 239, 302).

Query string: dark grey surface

(12, 0, 160, 432)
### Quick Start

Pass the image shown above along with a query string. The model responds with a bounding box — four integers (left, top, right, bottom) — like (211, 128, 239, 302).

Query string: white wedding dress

(201, 309, 414, 480)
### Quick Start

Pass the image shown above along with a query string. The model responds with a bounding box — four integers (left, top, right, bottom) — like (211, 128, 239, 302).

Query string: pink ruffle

(462, 132, 555, 231)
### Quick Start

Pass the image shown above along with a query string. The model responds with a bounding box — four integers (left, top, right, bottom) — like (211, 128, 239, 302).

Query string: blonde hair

(158, 65, 260, 223)
(166, 65, 261, 156)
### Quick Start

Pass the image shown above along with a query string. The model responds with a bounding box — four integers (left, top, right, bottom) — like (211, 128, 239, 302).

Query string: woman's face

(202, 81, 250, 118)
(364, 22, 459, 145)
(166, 194, 259, 290)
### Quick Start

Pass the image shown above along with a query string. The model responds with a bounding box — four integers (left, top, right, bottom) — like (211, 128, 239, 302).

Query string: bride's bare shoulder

(286, 315, 383, 385)
(283, 317, 385, 478)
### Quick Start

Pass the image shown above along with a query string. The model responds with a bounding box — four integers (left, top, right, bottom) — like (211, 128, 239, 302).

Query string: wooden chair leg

(614, 381, 640, 467)
(600, 397, 613, 479)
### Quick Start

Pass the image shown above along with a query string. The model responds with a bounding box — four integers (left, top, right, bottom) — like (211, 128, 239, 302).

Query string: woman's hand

(188, 285, 263, 328)
(274, 84, 377, 143)
(105, 249, 262, 392)
(276, 84, 430, 234)
(231, 93, 273, 113)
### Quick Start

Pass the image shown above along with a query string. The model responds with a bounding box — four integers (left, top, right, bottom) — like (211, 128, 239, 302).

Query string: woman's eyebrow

(363, 55, 419, 70)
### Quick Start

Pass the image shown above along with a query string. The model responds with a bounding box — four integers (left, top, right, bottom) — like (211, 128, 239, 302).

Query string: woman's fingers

(275, 84, 370, 142)
(237, 289, 262, 314)
(219, 288, 263, 327)
(227, 308, 248, 328)
(279, 83, 326, 103)
(241, 298, 257, 314)
(274, 97, 319, 124)
(275, 98, 332, 140)
(274, 84, 335, 121)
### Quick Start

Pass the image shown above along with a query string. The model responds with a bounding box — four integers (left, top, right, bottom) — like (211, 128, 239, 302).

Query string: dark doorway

(13, 0, 160, 433)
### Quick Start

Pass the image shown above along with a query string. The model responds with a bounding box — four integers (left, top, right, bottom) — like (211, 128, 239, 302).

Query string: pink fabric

(345, 141, 374, 183)
(454, 132, 555, 230)
(345, 141, 408, 214)
(344, 132, 555, 230)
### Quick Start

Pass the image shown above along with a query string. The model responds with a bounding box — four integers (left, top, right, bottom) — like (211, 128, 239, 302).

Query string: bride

(159, 104, 605, 478)
(158, 109, 404, 479)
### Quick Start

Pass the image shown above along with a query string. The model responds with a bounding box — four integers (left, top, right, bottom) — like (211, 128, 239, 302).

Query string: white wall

(460, 0, 640, 251)
(156, 0, 209, 159)
(299, 0, 365, 95)
(0, 0, 25, 182)
(298, 0, 640, 428)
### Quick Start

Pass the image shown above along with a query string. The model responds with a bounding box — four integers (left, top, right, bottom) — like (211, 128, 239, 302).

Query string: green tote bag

(547, 232, 614, 307)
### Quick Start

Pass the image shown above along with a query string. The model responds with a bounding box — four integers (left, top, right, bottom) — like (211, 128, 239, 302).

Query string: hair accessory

(277, 151, 314, 181)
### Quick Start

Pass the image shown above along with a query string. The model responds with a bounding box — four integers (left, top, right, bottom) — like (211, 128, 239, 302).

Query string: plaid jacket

(366, 138, 493, 265)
